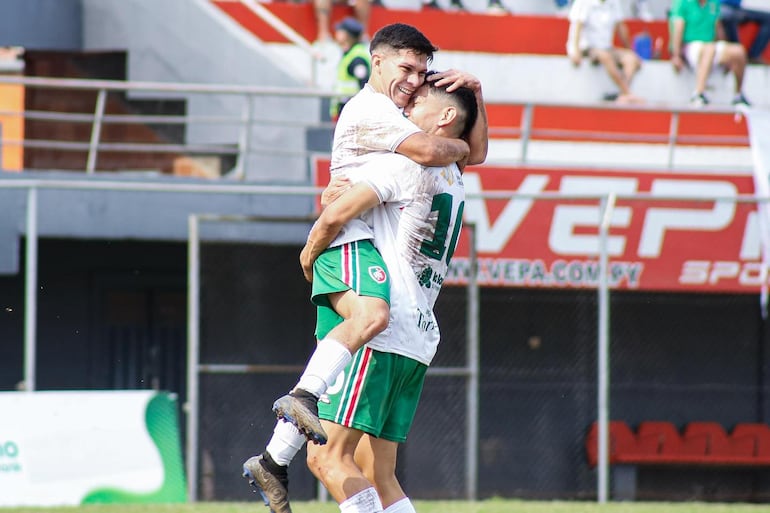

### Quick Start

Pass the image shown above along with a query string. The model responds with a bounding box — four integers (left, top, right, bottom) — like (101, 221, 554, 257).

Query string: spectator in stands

(567, 0, 644, 104)
(719, 0, 770, 64)
(330, 17, 371, 121)
(422, 0, 509, 14)
(669, 0, 750, 107)
(314, 0, 371, 42)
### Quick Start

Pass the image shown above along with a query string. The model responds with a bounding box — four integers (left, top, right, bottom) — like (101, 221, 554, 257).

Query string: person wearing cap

(331, 17, 371, 121)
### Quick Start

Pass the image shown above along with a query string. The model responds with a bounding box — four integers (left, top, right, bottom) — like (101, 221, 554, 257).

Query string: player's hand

(321, 176, 351, 208)
(570, 52, 582, 67)
(427, 69, 481, 94)
(299, 246, 314, 282)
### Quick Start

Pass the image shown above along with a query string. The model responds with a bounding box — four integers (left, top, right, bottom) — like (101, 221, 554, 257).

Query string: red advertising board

(313, 158, 762, 293)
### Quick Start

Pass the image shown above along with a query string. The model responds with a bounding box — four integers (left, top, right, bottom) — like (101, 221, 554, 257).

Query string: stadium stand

(211, 0, 770, 62)
(586, 421, 770, 499)
(208, 0, 757, 172)
(586, 420, 770, 465)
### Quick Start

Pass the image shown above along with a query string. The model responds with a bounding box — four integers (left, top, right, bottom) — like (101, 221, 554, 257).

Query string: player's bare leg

(274, 291, 388, 444)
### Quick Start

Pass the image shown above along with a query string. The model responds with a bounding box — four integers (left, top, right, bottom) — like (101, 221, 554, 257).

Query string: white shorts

(682, 41, 728, 69)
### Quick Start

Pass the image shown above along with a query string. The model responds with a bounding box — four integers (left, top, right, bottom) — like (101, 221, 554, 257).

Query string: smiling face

(370, 48, 429, 108)
(404, 84, 443, 134)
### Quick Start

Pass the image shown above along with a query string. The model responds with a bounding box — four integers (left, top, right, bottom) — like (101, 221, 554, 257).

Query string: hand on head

(425, 68, 481, 94)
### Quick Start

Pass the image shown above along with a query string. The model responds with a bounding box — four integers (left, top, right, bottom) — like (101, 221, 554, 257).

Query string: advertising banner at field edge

(0, 390, 186, 506)
(314, 158, 763, 293)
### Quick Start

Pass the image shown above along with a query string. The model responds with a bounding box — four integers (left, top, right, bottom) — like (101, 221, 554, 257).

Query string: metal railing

(0, 75, 753, 179)
(496, 102, 750, 170)
(0, 75, 337, 178)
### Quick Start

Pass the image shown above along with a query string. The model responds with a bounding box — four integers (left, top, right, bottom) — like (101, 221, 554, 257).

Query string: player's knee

(306, 451, 326, 482)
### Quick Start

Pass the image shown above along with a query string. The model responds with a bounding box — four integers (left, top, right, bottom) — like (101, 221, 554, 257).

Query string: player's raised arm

(427, 69, 488, 166)
(395, 131, 470, 167)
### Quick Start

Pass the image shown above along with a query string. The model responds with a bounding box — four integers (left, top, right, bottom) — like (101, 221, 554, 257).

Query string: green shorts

(318, 347, 427, 443)
(312, 240, 390, 340)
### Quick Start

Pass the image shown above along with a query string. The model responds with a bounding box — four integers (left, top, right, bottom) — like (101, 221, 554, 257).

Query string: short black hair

(369, 23, 439, 62)
(425, 72, 478, 141)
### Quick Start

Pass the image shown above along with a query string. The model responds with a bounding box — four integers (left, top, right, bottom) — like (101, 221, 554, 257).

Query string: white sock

(265, 420, 306, 466)
(339, 487, 383, 513)
(384, 498, 416, 513)
(296, 338, 352, 397)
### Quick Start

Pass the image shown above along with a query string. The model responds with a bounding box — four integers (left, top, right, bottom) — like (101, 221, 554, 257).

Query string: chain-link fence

(187, 187, 770, 503)
(188, 216, 481, 502)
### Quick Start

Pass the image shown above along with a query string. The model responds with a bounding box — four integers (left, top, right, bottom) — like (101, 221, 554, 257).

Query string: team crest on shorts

(368, 266, 387, 284)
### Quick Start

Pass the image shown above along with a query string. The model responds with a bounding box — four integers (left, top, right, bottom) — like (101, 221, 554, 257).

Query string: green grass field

(4, 500, 770, 513)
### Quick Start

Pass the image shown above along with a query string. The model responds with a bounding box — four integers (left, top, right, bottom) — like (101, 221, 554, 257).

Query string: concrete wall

(268, 44, 770, 107)
(0, 0, 334, 274)
(432, 52, 770, 108)
(0, 0, 81, 50)
(0, 173, 315, 275)
(81, 0, 319, 182)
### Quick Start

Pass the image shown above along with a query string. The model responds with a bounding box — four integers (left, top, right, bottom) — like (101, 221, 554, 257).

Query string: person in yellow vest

(331, 17, 371, 122)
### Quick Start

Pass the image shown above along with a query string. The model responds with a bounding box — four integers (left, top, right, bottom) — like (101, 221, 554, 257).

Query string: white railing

(0, 75, 753, 180)
(0, 75, 336, 178)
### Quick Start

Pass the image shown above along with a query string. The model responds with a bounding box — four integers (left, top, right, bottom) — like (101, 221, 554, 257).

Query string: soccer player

(304, 76, 479, 513)
(242, 23, 487, 513)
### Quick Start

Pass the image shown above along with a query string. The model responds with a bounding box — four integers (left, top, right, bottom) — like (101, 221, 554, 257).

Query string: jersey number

(419, 193, 464, 265)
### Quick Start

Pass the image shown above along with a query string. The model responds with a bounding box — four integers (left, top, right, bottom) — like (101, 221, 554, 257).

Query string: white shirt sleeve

(358, 153, 418, 204)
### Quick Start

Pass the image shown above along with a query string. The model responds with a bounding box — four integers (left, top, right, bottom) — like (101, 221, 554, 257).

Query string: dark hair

(425, 72, 478, 141)
(369, 23, 439, 63)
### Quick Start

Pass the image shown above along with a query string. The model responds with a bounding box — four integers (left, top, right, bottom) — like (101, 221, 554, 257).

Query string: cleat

(242, 453, 291, 513)
(273, 389, 328, 445)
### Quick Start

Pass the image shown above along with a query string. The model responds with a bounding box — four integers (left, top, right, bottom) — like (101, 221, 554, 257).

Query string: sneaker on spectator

(487, 0, 509, 14)
(422, 0, 441, 9)
(448, 0, 467, 11)
(732, 93, 751, 107)
(689, 92, 709, 108)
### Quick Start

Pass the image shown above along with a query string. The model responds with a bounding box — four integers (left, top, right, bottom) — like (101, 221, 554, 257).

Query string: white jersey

(360, 153, 465, 366)
(567, 0, 624, 53)
(327, 84, 422, 248)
